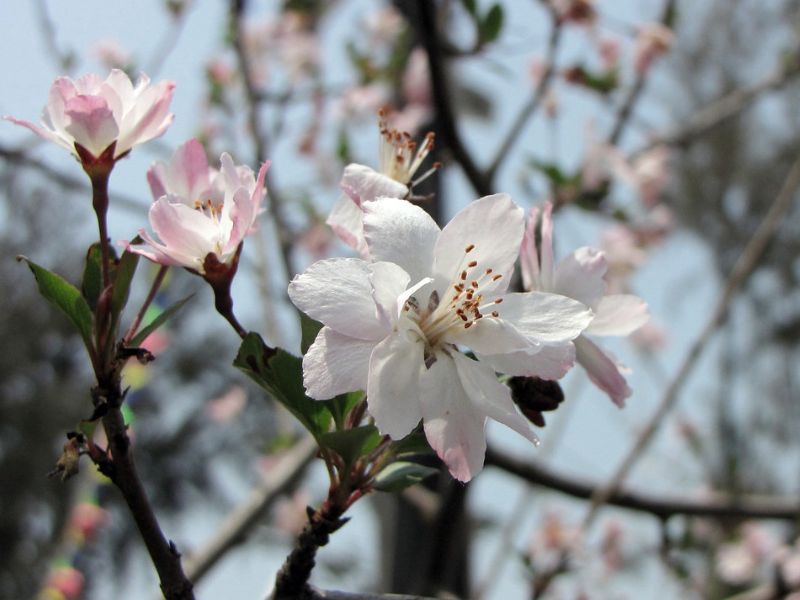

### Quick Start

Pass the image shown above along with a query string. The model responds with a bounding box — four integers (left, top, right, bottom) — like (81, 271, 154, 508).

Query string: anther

(460, 271, 467, 281)
(491, 310, 499, 317)
(492, 274, 503, 281)
(467, 260, 478, 268)
(465, 244, 475, 253)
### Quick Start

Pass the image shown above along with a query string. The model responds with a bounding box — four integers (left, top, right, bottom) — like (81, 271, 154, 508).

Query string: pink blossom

(129, 139, 269, 273)
(610, 146, 671, 208)
(634, 23, 674, 75)
(93, 40, 133, 71)
(4, 69, 174, 162)
(520, 203, 648, 406)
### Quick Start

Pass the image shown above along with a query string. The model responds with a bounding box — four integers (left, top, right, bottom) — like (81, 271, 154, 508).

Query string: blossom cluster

(290, 122, 648, 481)
(6, 68, 647, 484)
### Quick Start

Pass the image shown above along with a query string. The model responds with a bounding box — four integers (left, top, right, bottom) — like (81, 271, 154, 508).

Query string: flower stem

(89, 169, 113, 290)
(124, 265, 169, 344)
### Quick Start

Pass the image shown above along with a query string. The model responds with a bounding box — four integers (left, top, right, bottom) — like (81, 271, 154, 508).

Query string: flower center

(194, 197, 224, 221)
(401, 243, 504, 365)
(377, 110, 437, 186)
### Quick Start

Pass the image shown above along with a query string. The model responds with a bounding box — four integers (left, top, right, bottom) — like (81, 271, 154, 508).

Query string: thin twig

(485, 446, 800, 521)
(581, 153, 800, 529)
(147, 2, 192, 77)
(182, 436, 317, 585)
(229, 0, 296, 280)
(0, 144, 147, 213)
(486, 6, 561, 181)
(634, 54, 800, 157)
(124, 265, 169, 345)
(606, 0, 677, 146)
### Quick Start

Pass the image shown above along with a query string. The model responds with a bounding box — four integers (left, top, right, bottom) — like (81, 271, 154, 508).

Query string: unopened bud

(508, 376, 565, 427)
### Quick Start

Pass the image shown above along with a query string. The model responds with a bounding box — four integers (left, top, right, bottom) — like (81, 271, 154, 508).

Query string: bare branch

(485, 447, 800, 521)
(183, 436, 317, 584)
(413, 0, 493, 197)
(486, 7, 561, 181)
(606, 0, 677, 146)
(635, 56, 800, 156)
(582, 152, 800, 528)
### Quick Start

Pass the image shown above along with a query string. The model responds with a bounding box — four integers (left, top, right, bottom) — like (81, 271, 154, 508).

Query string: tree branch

(182, 436, 317, 585)
(486, 6, 561, 181)
(485, 447, 800, 521)
(635, 54, 800, 156)
(606, 0, 677, 146)
(414, 0, 493, 197)
(581, 152, 800, 528)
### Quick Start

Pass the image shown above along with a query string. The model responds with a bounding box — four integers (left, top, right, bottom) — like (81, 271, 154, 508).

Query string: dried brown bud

(508, 376, 565, 428)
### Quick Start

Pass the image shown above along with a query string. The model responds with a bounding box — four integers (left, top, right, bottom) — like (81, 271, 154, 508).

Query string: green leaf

(324, 391, 363, 431)
(234, 332, 332, 441)
(373, 461, 438, 492)
(391, 429, 434, 458)
(18, 256, 94, 348)
(320, 425, 381, 467)
(111, 250, 140, 319)
(129, 294, 193, 347)
(299, 311, 323, 355)
(479, 4, 504, 44)
(461, 0, 477, 16)
(81, 244, 104, 311)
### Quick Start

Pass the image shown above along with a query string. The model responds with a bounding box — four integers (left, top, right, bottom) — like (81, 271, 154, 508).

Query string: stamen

(465, 244, 475, 253)
(467, 260, 478, 268)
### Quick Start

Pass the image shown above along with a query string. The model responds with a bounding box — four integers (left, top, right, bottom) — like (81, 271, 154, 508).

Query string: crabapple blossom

(290, 195, 593, 481)
(4, 69, 174, 164)
(520, 202, 648, 406)
(129, 139, 268, 274)
(327, 115, 436, 256)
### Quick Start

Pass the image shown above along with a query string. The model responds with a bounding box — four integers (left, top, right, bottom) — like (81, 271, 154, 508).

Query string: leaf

(234, 332, 332, 441)
(479, 4, 504, 44)
(320, 425, 381, 467)
(373, 461, 438, 492)
(299, 311, 323, 355)
(391, 428, 434, 458)
(325, 391, 363, 431)
(129, 294, 193, 347)
(111, 250, 140, 319)
(81, 244, 104, 311)
(18, 256, 94, 348)
(461, 0, 477, 16)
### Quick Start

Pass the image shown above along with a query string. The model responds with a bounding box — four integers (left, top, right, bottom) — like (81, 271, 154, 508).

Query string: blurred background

(1, 0, 800, 598)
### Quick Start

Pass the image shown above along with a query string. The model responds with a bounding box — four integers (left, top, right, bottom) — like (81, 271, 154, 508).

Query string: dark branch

(485, 446, 800, 521)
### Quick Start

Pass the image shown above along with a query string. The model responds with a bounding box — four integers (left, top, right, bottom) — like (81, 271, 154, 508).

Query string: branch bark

(485, 447, 800, 521)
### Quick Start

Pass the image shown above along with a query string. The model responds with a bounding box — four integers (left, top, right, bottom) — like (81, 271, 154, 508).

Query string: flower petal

(538, 202, 556, 290)
(447, 315, 535, 355)
(302, 327, 375, 399)
(340, 163, 408, 204)
(574, 336, 631, 407)
(519, 207, 541, 291)
(554, 247, 607, 308)
(497, 292, 593, 343)
(288, 258, 387, 340)
(585, 294, 649, 336)
(478, 342, 576, 380)
(368, 261, 411, 329)
(327, 195, 368, 256)
(452, 352, 539, 446)
(420, 353, 487, 482)
(367, 332, 424, 439)
(362, 198, 440, 283)
(433, 194, 523, 295)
